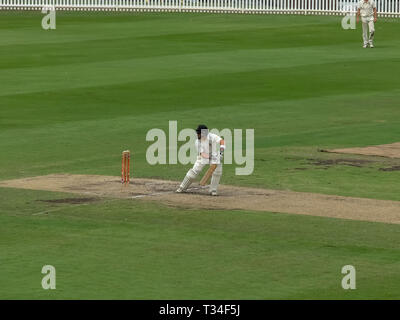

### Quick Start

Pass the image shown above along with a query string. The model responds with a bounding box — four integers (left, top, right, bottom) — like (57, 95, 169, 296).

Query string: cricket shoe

(369, 43, 374, 48)
(363, 44, 369, 48)
(176, 187, 184, 193)
(210, 191, 218, 196)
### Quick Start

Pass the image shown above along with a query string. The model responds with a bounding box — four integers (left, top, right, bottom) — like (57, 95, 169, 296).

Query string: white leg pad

(179, 175, 194, 191)
(209, 164, 222, 193)
(179, 160, 205, 191)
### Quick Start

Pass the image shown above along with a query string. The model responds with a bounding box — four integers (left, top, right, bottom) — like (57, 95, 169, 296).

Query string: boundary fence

(0, 0, 399, 17)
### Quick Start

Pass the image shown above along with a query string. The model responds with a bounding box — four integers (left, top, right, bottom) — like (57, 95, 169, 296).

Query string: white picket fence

(0, 0, 399, 16)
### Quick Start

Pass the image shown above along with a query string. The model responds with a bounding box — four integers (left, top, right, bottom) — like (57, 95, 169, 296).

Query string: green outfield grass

(0, 11, 399, 299)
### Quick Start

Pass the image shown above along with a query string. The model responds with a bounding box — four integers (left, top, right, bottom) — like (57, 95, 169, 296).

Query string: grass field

(0, 11, 399, 299)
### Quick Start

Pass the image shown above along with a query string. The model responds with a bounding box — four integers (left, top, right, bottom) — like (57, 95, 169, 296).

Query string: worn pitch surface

(1, 174, 400, 224)
(326, 142, 400, 159)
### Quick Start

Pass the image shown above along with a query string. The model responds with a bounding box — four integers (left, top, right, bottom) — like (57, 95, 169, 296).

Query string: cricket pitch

(1, 174, 399, 225)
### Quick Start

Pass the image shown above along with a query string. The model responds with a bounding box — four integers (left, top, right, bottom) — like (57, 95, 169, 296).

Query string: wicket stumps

(121, 150, 130, 185)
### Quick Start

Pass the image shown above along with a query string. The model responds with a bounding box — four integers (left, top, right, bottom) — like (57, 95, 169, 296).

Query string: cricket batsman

(357, 0, 377, 48)
(176, 125, 225, 196)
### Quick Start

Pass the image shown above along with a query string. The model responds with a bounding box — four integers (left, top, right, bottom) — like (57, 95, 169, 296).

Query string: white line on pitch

(131, 186, 208, 199)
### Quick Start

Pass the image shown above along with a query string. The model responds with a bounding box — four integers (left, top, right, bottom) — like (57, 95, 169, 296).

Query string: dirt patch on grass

(324, 142, 400, 159)
(379, 166, 400, 172)
(308, 158, 373, 168)
(1, 174, 400, 225)
(37, 197, 98, 204)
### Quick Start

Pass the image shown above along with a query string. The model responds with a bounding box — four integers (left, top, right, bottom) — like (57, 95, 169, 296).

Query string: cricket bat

(200, 164, 217, 186)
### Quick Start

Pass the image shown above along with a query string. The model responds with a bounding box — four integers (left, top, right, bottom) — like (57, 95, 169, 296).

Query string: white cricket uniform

(195, 132, 223, 165)
(358, 0, 376, 46)
(179, 132, 224, 193)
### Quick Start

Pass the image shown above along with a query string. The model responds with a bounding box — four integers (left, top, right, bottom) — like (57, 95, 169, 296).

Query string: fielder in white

(357, 0, 377, 48)
(176, 125, 225, 196)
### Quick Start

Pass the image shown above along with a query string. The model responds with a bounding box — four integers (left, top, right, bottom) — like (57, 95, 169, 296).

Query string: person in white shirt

(357, 0, 377, 48)
(176, 124, 225, 196)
